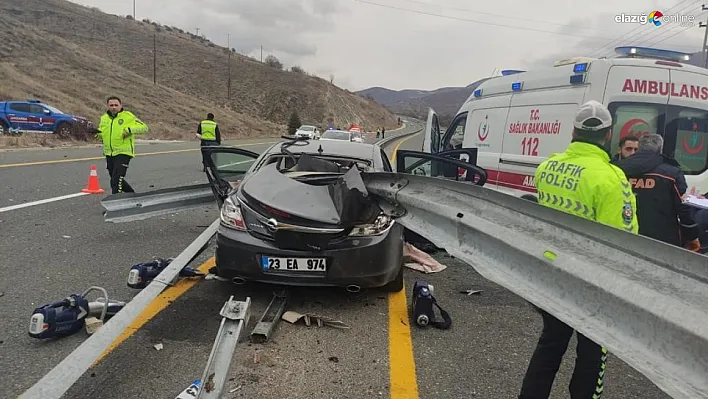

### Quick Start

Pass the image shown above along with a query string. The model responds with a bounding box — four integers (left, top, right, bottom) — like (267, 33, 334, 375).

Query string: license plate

(261, 256, 326, 272)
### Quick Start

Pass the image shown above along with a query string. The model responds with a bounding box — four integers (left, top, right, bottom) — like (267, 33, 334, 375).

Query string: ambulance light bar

(573, 63, 588, 73)
(473, 89, 482, 97)
(614, 46, 692, 62)
(511, 82, 523, 91)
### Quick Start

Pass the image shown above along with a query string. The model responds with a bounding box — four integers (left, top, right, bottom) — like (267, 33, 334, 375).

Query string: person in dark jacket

(613, 134, 701, 251)
(694, 206, 708, 253)
(611, 135, 639, 162)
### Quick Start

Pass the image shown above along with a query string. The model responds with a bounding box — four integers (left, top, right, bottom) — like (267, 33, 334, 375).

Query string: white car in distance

(319, 129, 358, 142)
(295, 125, 320, 140)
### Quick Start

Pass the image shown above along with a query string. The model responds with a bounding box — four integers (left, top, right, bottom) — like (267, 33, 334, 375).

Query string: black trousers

(200, 140, 218, 169)
(519, 309, 607, 399)
(106, 154, 135, 194)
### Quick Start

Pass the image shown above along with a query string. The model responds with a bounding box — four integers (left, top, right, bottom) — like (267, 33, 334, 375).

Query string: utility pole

(153, 33, 157, 84)
(227, 33, 231, 100)
(260, 45, 263, 62)
(132, 0, 135, 19)
(700, 5, 708, 68)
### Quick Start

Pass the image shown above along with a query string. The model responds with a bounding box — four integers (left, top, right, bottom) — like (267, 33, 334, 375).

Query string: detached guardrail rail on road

(20, 218, 221, 399)
(362, 172, 708, 399)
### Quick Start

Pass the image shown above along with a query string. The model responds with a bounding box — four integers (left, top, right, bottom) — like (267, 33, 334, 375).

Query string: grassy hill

(0, 0, 397, 147)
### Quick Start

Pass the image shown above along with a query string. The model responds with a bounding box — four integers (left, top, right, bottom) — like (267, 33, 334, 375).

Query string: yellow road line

(390, 131, 419, 164)
(388, 131, 422, 399)
(93, 257, 216, 365)
(0, 141, 275, 168)
(388, 282, 419, 398)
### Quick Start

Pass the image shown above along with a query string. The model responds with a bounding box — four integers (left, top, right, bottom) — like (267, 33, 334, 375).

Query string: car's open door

(396, 149, 487, 186)
(100, 146, 260, 223)
(202, 146, 260, 208)
(393, 149, 487, 249)
(422, 108, 441, 154)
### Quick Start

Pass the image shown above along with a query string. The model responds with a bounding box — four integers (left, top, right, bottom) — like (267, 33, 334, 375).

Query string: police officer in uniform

(196, 113, 221, 171)
(96, 96, 149, 194)
(518, 100, 639, 399)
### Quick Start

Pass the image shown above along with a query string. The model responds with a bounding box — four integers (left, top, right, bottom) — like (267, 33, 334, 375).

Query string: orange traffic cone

(81, 164, 105, 194)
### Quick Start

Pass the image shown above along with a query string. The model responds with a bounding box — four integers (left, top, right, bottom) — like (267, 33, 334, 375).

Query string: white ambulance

(422, 46, 708, 199)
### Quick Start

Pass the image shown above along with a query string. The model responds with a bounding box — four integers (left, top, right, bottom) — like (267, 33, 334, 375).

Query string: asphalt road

(0, 124, 670, 399)
(0, 125, 414, 398)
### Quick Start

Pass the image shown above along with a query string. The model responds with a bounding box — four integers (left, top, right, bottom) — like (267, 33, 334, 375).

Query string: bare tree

(265, 55, 283, 70)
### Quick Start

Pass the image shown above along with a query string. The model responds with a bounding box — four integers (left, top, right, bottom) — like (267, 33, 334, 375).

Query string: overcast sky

(71, 0, 706, 91)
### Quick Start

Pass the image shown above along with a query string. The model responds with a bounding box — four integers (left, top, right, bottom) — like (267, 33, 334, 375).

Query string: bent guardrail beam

(362, 172, 708, 399)
(102, 183, 216, 223)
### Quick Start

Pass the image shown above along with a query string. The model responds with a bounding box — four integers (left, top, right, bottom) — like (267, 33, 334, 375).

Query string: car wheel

(0, 120, 8, 135)
(55, 122, 72, 138)
(380, 264, 404, 293)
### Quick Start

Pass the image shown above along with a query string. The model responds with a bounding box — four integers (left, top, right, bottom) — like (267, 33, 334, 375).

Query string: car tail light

(220, 197, 246, 230)
(349, 214, 394, 237)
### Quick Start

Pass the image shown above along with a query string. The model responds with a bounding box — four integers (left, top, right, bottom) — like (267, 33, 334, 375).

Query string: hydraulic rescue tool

(411, 280, 451, 329)
(127, 257, 205, 289)
(29, 286, 125, 339)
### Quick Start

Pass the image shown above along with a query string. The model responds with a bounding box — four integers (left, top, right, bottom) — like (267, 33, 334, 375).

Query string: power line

(613, 9, 704, 52)
(649, 21, 699, 47)
(597, 7, 705, 58)
(352, 0, 699, 50)
(393, 0, 610, 33)
(587, 0, 699, 56)
(588, 0, 698, 56)
(635, 12, 706, 49)
(351, 0, 615, 42)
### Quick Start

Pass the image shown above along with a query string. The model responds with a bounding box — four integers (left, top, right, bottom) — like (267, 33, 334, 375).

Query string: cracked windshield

(2, 0, 708, 398)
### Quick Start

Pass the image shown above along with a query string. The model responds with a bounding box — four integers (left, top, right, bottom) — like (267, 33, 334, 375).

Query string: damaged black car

(101, 136, 487, 293)
(202, 139, 407, 292)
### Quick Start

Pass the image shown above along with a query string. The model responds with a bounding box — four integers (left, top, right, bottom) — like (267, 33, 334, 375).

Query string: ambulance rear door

(602, 65, 670, 161)
(666, 68, 708, 195)
(422, 108, 441, 154)
(498, 85, 588, 195)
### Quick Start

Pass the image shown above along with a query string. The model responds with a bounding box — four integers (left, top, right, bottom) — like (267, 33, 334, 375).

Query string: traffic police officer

(518, 100, 639, 399)
(196, 112, 221, 171)
(96, 96, 149, 194)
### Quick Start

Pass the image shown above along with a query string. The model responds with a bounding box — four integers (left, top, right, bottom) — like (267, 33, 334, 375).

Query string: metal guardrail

(19, 218, 221, 399)
(362, 172, 708, 399)
(102, 183, 215, 223)
(374, 118, 423, 148)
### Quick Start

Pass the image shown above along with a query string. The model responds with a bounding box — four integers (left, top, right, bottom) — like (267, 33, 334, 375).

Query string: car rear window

(321, 131, 350, 140)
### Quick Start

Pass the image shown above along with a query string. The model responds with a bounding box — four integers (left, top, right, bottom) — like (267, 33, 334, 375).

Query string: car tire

(380, 264, 404, 293)
(55, 122, 72, 138)
(0, 120, 8, 135)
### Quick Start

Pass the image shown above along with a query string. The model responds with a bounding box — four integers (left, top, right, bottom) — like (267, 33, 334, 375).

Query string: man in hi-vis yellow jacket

(95, 96, 149, 194)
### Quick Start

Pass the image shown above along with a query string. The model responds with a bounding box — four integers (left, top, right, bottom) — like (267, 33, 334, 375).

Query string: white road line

(0, 192, 90, 213)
